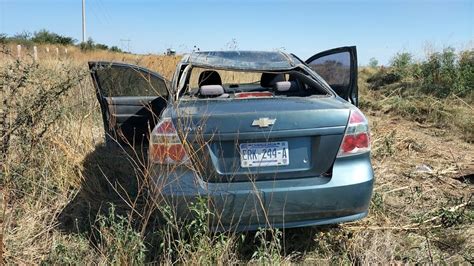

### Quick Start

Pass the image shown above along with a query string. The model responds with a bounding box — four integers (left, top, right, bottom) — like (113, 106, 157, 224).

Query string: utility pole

(82, 0, 86, 43)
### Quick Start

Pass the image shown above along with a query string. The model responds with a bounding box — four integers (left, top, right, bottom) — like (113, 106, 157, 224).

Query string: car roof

(182, 50, 300, 71)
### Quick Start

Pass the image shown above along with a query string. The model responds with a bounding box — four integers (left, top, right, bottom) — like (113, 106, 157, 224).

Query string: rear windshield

(180, 67, 328, 99)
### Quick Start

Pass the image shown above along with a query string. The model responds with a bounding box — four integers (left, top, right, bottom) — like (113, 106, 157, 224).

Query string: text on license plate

(240, 141, 289, 168)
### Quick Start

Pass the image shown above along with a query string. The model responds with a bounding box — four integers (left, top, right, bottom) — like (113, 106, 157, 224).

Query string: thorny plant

(1, 48, 88, 193)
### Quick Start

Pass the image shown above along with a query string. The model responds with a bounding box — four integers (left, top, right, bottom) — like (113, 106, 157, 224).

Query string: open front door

(306, 46, 358, 106)
(89, 62, 169, 146)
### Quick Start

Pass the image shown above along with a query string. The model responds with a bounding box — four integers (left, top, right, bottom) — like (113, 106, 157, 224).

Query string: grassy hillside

(1, 45, 472, 264)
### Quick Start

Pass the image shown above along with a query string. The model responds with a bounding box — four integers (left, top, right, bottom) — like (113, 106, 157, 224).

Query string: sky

(1, 0, 472, 65)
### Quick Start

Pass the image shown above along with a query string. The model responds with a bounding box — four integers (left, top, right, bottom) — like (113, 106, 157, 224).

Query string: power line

(96, 0, 112, 25)
(120, 39, 131, 53)
(89, 0, 105, 27)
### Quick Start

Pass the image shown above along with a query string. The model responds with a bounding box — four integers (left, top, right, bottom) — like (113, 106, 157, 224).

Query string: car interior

(182, 68, 330, 99)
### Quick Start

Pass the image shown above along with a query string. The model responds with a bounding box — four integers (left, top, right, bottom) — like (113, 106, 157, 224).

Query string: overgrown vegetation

(368, 48, 473, 97)
(363, 47, 473, 142)
(0, 45, 472, 264)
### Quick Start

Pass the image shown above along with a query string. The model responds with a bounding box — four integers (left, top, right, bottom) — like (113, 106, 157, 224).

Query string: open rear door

(89, 62, 169, 146)
(306, 46, 358, 106)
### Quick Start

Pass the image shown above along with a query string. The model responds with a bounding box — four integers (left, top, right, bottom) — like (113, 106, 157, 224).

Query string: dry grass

(0, 47, 472, 264)
(1, 43, 181, 79)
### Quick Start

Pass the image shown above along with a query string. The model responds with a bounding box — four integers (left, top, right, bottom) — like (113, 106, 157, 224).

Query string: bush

(1, 54, 87, 195)
(368, 57, 379, 68)
(419, 47, 457, 97)
(6, 31, 34, 46)
(390, 52, 414, 78)
(0, 33, 7, 43)
(12, 31, 31, 41)
(110, 46, 123, 53)
(419, 48, 473, 97)
(31, 29, 76, 45)
(80, 37, 117, 52)
(95, 205, 147, 264)
(95, 43, 109, 50)
(456, 50, 474, 96)
(80, 38, 95, 51)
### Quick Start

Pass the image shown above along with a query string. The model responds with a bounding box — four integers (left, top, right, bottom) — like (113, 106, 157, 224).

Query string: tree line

(0, 29, 123, 53)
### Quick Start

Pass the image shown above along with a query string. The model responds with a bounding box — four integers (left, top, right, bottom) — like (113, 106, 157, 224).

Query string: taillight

(149, 118, 189, 164)
(337, 109, 371, 157)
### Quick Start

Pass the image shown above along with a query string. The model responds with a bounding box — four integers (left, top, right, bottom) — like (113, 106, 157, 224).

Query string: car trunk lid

(173, 97, 350, 182)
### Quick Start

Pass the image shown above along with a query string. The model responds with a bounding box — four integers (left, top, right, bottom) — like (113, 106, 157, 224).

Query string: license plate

(240, 141, 289, 168)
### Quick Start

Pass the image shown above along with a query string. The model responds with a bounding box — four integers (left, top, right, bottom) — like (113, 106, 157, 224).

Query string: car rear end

(149, 96, 374, 231)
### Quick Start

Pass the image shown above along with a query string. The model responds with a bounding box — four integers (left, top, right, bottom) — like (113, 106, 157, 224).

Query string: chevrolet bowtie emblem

(252, 118, 276, 128)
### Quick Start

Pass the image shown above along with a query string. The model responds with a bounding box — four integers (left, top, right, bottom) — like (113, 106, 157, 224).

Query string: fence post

(55, 47, 59, 57)
(46, 47, 49, 53)
(64, 48, 68, 54)
(16, 45, 21, 58)
(33, 46, 38, 61)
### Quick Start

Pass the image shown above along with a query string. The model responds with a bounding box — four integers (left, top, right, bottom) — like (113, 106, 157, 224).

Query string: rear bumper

(151, 153, 374, 232)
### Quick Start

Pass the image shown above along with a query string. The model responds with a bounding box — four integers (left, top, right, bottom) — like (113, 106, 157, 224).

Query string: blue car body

(89, 46, 374, 231)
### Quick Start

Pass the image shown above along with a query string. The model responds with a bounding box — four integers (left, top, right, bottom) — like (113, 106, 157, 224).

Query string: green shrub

(390, 52, 414, 78)
(0, 33, 7, 43)
(95, 204, 146, 264)
(95, 43, 109, 50)
(42, 235, 96, 264)
(155, 197, 237, 264)
(456, 50, 474, 96)
(251, 228, 283, 264)
(80, 37, 117, 52)
(110, 46, 123, 53)
(31, 29, 76, 45)
(420, 47, 459, 97)
(368, 57, 379, 68)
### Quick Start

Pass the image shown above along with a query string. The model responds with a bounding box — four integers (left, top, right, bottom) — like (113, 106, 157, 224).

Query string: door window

(307, 51, 351, 88)
(305, 46, 358, 105)
(94, 65, 168, 97)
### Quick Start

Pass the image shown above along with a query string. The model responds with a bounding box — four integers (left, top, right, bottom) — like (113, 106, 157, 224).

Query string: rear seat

(200, 85, 225, 97)
(260, 73, 285, 88)
(198, 70, 227, 97)
(274, 80, 300, 93)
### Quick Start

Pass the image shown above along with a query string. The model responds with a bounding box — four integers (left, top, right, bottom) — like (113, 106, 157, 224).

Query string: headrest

(198, 70, 222, 87)
(274, 81, 297, 92)
(260, 73, 285, 87)
(200, 85, 224, 96)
